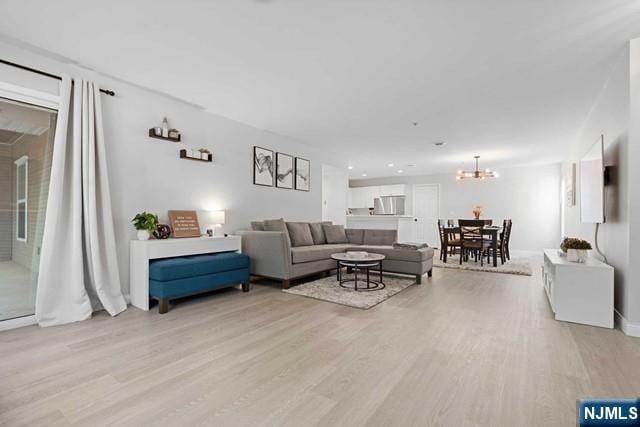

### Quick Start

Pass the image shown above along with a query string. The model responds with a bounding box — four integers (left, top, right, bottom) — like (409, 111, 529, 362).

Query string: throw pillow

(286, 222, 314, 247)
(263, 218, 291, 246)
(250, 221, 265, 231)
(323, 224, 349, 244)
(345, 228, 365, 245)
(309, 221, 331, 245)
(363, 229, 397, 245)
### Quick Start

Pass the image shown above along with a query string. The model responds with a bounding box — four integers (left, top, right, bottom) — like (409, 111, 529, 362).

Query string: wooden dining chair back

(438, 219, 461, 261)
(502, 219, 513, 260)
(458, 222, 492, 266)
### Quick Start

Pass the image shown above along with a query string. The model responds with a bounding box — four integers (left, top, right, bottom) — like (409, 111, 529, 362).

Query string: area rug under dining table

(282, 272, 416, 309)
(432, 250, 533, 276)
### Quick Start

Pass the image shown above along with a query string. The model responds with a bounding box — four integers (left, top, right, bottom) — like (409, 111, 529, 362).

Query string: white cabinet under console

(542, 249, 613, 328)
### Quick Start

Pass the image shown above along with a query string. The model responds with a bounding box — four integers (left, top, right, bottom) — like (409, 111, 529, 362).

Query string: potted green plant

(560, 237, 592, 263)
(132, 212, 159, 241)
(198, 148, 211, 160)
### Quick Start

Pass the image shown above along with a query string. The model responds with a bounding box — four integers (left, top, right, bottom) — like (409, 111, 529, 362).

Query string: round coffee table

(331, 252, 386, 291)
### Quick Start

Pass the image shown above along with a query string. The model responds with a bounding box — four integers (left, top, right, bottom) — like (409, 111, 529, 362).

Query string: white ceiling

(1, 0, 639, 177)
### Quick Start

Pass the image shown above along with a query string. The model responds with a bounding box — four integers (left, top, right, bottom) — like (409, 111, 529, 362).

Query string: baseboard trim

(0, 315, 37, 332)
(615, 309, 640, 337)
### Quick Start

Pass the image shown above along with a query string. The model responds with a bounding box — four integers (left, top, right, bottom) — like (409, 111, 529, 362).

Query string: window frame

(14, 155, 28, 242)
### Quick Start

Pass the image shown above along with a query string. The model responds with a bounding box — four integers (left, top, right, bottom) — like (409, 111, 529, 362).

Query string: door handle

(414, 218, 418, 222)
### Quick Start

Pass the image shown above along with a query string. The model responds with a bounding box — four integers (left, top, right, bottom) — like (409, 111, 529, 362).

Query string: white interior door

(413, 184, 440, 247)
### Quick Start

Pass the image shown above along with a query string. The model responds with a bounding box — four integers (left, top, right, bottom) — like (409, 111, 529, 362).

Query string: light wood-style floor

(1, 262, 639, 426)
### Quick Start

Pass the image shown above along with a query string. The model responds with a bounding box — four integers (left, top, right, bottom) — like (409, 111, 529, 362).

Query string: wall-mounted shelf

(148, 129, 181, 142)
(180, 149, 212, 163)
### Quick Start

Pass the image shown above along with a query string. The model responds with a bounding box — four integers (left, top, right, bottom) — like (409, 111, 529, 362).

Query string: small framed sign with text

(168, 210, 201, 238)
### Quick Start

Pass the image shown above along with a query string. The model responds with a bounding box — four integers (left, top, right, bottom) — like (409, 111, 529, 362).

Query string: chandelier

(456, 156, 498, 180)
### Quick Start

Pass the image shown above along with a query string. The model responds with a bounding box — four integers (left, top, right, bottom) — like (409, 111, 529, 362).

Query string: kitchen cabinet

(348, 184, 407, 208)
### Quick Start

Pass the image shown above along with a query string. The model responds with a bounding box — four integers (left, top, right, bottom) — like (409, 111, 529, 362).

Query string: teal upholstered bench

(149, 251, 250, 313)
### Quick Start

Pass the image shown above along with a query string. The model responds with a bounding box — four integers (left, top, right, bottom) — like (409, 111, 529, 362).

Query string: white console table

(542, 249, 614, 328)
(129, 236, 241, 311)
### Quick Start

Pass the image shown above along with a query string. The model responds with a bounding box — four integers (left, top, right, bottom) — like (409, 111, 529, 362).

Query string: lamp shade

(207, 210, 226, 225)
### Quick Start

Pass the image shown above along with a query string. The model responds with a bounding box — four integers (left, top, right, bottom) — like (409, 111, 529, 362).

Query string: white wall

(0, 40, 339, 296)
(562, 46, 633, 324)
(351, 162, 562, 251)
(321, 164, 348, 225)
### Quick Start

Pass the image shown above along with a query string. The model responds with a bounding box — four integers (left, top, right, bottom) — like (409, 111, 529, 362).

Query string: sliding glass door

(0, 98, 56, 321)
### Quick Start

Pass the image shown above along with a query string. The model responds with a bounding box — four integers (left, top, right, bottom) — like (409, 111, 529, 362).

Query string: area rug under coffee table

(282, 272, 416, 309)
(433, 250, 533, 276)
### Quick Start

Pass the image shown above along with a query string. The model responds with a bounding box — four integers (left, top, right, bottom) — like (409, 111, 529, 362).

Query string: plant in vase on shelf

(198, 148, 211, 160)
(560, 237, 592, 263)
(132, 212, 159, 241)
(472, 205, 482, 219)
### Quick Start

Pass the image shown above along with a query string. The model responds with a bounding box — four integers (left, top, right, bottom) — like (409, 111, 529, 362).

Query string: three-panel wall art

(253, 146, 310, 191)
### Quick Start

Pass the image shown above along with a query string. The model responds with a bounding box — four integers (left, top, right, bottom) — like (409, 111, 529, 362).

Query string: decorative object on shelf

(254, 146, 274, 186)
(161, 117, 169, 137)
(168, 128, 180, 139)
(148, 117, 181, 142)
(204, 210, 226, 237)
(472, 205, 482, 219)
(148, 128, 181, 142)
(154, 224, 172, 239)
(456, 156, 498, 180)
(180, 149, 212, 162)
(168, 210, 201, 238)
(132, 211, 159, 241)
(560, 237, 592, 263)
(295, 157, 310, 191)
(198, 148, 211, 160)
(276, 152, 294, 189)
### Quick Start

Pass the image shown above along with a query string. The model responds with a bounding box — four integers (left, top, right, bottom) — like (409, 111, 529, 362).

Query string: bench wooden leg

(158, 298, 170, 314)
(427, 269, 433, 278)
(416, 274, 422, 284)
(282, 279, 291, 289)
(242, 281, 251, 292)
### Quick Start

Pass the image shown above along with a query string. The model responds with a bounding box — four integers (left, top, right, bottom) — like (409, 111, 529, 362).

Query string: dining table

(442, 225, 503, 267)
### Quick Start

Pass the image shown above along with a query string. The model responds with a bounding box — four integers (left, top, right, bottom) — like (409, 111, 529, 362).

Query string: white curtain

(35, 76, 126, 327)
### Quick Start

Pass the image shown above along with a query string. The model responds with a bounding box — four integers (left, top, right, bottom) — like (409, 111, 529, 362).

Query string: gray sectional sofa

(238, 219, 434, 289)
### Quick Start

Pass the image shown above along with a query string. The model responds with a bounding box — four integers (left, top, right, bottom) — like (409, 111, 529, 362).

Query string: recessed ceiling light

(347, 165, 353, 170)
(397, 169, 404, 174)
(433, 141, 446, 147)
(362, 173, 367, 177)
(387, 163, 394, 167)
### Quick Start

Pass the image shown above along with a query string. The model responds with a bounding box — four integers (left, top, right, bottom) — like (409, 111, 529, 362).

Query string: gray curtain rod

(0, 58, 115, 96)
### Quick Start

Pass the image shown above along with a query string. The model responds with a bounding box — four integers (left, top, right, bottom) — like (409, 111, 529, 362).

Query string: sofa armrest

(238, 231, 292, 279)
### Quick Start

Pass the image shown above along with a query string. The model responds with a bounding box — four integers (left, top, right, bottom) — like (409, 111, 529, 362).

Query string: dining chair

(438, 219, 461, 260)
(489, 219, 513, 264)
(502, 219, 513, 261)
(458, 222, 492, 266)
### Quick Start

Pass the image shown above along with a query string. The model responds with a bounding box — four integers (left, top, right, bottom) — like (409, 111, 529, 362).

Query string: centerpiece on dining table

(472, 205, 482, 220)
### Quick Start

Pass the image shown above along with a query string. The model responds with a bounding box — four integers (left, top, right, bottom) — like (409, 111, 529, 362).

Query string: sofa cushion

(149, 252, 250, 281)
(286, 222, 314, 247)
(345, 228, 365, 245)
(363, 229, 397, 245)
(356, 245, 434, 263)
(250, 221, 265, 231)
(291, 244, 351, 264)
(309, 221, 331, 245)
(323, 224, 349, 244)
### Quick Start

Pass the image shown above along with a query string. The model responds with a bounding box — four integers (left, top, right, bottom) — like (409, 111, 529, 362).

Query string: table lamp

(205, 210, 226, 237)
